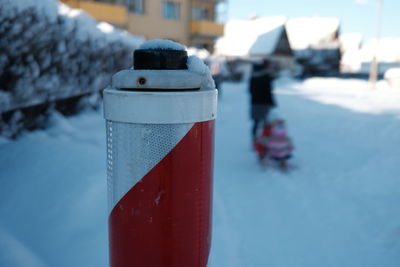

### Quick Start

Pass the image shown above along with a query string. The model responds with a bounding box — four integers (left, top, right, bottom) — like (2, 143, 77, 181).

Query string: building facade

(61, 0, 225, 51)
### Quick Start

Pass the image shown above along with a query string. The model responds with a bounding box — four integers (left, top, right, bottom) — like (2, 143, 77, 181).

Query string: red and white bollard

(103, 40, 217, 267)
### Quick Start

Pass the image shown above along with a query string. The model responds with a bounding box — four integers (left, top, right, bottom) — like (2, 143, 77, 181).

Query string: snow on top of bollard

(187, 56, 215, 89)
(139, 39, 185, 51)
(133, 39, 215, 89)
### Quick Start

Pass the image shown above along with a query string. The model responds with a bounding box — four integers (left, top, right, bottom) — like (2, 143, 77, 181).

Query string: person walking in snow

(254, 112, 294, 171)
(249, 59, 276, 141)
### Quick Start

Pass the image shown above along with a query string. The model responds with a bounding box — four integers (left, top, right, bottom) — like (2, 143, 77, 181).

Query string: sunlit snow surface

(1, 78, 400, 267)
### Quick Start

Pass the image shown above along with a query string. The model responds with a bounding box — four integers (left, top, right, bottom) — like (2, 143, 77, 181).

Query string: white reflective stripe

(112, 69, 203, 90)
(103, 88, 217, 124)
(106, 121, 193, 214)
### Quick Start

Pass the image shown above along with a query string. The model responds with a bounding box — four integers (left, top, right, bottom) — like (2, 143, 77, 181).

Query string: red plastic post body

(109, 121, 214, 267)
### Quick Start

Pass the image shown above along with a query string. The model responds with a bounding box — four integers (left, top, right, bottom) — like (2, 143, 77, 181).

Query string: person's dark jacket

(249, 64, 276, 106)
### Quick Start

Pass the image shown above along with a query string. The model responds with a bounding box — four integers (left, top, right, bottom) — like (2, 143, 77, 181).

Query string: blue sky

(227, 0, 400, 41)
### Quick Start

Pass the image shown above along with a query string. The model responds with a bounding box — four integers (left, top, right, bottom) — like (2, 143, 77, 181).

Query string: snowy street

(1, 78, 400, 266)
(211, 78, 400, 266)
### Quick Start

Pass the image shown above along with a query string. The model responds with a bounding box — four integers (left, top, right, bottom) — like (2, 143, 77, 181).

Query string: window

(191, 6, 209, 20)
(94, 0, 122, 3)
(163, 1, 180, 20)
(125, 0, 145, 14)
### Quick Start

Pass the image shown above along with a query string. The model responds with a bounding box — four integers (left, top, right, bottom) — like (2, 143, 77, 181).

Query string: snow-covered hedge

(0, 0, 144, 114)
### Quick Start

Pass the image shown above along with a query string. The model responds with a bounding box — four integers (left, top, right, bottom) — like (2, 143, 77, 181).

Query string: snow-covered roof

(341, 38, 400, 74)
(286, 17, 340, 50)
(384, 68, 400, 79)
(215, 16, 287, 57)
(342, 38, 400, 72)
(361, 38, 400, 63)
(340, 33, 363, 53)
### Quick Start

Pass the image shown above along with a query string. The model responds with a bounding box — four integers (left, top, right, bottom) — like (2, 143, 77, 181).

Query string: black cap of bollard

(134, 49, 188, 70)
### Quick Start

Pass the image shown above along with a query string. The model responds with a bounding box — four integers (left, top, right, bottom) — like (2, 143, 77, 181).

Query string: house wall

(191, 0, 215, 20)
(128, 0, 190, 45)
(271, 55, 295, 72)
(61, 0, 128, 25)
(274, 30, 292, 56)
(61, 0, 225, 49)
(189, 0, 224, 51)
(189, 35, 215, 51)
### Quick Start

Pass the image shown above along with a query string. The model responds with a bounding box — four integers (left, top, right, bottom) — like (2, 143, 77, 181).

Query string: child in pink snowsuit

(255, 116, 294, 170)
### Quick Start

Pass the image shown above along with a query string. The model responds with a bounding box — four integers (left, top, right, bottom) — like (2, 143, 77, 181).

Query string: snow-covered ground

(1, 78, 400, 266)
